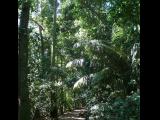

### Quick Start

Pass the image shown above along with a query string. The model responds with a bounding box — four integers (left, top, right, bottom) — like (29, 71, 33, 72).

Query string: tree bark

(50, 0, 58, 120)
(18, 0, 31, 120)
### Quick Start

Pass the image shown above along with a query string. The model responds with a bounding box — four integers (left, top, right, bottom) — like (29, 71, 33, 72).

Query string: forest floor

(58, 108, 87, 120)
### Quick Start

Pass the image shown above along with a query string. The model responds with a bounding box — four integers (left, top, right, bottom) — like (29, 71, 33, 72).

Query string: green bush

(87, 90, 140, 120)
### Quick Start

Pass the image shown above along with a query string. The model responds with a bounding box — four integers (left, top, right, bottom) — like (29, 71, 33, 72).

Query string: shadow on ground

(58, 108, 87, 120)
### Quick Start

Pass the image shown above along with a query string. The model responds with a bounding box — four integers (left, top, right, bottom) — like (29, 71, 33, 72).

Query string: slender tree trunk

(51, 0, 57, 67)
(60, 56, 64, 115)
(18, 0, 31, 120)
(34, 22, 45, 79)
(40, 30, 45, 79)
(31, 19, 45, 79)
(50, 0, 58, 120)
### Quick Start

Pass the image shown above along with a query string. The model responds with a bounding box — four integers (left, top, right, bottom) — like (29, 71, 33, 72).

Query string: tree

(18, 0, 31, 120)
(61, 0, 140, 119)
(19, 0, 140, 119)
(50, 0, 58, 119)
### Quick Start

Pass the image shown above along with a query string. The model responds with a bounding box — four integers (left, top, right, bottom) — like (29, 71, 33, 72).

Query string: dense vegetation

(18, 0, 140, 120)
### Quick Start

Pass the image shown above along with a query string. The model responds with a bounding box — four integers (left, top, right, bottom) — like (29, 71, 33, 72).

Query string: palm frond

(73, 39, 130, 73)
(66, 59, 84, 68)
(73, 76, 88, 90)
(73, 74, 94, 90)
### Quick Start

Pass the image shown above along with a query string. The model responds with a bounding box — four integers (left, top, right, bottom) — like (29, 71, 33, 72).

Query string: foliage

(18, 0, 140, 119)
(88, 90, 140, 120)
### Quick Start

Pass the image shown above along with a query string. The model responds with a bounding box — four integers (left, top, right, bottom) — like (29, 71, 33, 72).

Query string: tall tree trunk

(31, 19, 46, 79)
(51, 0, 57, 67)
(40, 29, 45, 79)
(18, 0, 31, 120)
(50, 0, 58, 120)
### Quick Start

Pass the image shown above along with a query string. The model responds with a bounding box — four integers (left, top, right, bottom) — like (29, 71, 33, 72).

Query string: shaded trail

(58, 108, 87, 120)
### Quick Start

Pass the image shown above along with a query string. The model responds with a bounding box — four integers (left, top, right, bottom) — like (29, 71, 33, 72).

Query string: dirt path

(58, 108, 87, 120)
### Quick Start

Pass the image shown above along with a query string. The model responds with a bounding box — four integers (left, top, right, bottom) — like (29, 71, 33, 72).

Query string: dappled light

(59, 109, 87, 120)
(18, 0, 140, 120)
